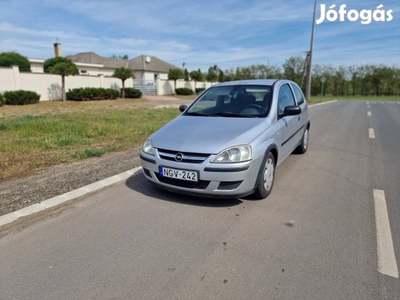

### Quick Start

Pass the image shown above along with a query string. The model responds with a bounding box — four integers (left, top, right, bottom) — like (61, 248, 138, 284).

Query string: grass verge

(0, 99, 181, 181)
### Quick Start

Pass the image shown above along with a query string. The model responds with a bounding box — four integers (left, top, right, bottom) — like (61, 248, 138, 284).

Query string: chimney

(53, 42, 62, 57)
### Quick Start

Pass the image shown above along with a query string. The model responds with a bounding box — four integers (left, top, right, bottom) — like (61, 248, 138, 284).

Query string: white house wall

(1, 66, 215, 100)
(0, 66, 132, 101)
(156, 79, 214, 95)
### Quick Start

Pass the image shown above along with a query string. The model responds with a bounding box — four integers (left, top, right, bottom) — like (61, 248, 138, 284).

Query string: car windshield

(185, 85, 272, 118)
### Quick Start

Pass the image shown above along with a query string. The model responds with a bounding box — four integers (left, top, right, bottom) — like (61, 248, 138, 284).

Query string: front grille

(155, 173, 210, 189)
(157, 148, 210, 164)
(217, 181, 243, 190)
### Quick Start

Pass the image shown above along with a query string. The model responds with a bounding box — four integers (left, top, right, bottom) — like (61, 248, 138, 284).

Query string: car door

(276, 83, 302, 160)
(290, 82, 308, 130)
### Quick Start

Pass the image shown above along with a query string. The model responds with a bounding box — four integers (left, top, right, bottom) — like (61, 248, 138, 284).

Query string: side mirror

(282, 105, 301, 116)
(179, 105, 188, 112)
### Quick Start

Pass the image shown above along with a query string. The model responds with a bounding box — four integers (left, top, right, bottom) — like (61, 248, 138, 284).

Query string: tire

(252, 151, 275, 199)
(294, 126, 309, 154)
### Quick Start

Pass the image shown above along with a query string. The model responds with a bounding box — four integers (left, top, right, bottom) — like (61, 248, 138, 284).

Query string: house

(28, 43, 182, 94)
(69, 52, 182, 94)
(68, 52, 181, 84)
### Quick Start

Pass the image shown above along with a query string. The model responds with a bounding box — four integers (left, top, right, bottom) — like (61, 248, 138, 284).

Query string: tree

(283, 56, 305, 86)
(218, 69, 224, 82)
(0, 51, 31, 72)
(189, 69, 204, 92)
(44, 57, 79, 101)
(206, 65, 219, 82)
(113, 67, 134, 98)
(184, 68, 189, 81)
(111, 54, 129, 60)
(168, 68, 184, 94)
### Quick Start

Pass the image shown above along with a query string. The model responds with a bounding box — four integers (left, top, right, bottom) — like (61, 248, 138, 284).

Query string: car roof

(212, 79, 280, 87)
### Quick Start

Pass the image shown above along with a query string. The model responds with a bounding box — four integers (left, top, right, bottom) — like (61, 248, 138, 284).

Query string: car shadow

(125, 173, 243, 208)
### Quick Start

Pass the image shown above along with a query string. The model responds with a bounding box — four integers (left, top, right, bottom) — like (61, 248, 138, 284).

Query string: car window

(277, 84, 296, 114)
(186, 85, 272, 117)
(290, 83, 305, 105)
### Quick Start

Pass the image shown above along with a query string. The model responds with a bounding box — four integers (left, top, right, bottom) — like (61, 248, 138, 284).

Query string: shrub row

(2, 90, 40, 105)
(123, 88, 142, 98)
(196, 88, 206, 95)
(66, 87, 120, 101)
(175, 88, 194, 95)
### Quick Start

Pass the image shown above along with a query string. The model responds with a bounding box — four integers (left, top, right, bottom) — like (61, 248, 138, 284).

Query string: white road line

(368, 111, 371, 116)
(369, 128, 375, 139)
(373, 189, 399, 278)
(309, 100, 337, 107)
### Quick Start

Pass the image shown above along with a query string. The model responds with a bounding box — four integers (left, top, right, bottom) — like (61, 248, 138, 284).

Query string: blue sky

(0, 0, 399, 71)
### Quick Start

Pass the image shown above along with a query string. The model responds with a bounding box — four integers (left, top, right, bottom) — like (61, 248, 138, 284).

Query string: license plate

(159, 166, 198, 182)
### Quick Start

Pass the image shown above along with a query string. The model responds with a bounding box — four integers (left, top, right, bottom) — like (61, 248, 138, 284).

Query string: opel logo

(175, 152, 184, 162)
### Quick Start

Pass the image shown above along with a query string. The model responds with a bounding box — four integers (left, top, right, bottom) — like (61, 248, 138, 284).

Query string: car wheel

(294, 126, 309, 154)
(252, 151, 275, 199)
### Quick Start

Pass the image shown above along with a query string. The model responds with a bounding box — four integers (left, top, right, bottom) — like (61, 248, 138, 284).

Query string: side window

(277, 84, 296, 114)
(290, 83, 305, 105)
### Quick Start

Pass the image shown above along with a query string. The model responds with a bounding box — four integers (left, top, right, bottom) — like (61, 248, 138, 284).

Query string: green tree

(0, 51, 31, 72)
(113, 67, 134, 98)
(189, 69, 204, 92)
(206, 65, 219, 82)
(218, 69, 224, 82)
(44, 57, 79, 101)
(168, 68, 184, 94)
(283, 56, 305, 86)
(184, 68, 189, 81)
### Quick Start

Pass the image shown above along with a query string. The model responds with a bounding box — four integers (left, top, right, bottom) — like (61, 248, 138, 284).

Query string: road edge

(0, 167, 143, 228)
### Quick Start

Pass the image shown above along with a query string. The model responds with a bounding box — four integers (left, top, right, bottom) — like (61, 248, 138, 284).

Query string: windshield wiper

(210, 112, 254, 118)
(185, 112, 210, 116)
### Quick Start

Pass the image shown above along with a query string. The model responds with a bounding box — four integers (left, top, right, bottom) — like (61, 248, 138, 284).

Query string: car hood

(151, 115, 269, 154)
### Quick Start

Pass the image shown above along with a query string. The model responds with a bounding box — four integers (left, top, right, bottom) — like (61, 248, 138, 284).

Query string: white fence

(0, 66, 215, 101)
(157, 79, 214, 95)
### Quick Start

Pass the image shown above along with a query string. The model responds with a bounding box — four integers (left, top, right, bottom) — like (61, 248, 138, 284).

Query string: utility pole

(306, 0, 317, 100)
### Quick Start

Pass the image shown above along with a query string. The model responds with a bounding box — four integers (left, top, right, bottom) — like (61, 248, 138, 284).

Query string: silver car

(140, 79, 310, 199)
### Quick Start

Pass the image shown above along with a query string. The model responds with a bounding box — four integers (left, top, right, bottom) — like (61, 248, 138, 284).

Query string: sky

(0, 0, 399, 71)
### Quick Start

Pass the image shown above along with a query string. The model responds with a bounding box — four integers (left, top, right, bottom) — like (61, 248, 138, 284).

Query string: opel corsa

(140, 79, 310, 199)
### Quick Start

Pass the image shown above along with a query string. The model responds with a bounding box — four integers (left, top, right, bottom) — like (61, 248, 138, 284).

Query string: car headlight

(211, 145, 252, 163)
(142, 137, 155, 155)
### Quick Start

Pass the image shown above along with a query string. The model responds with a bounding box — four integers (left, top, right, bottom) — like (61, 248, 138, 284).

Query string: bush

(3, 90, 40, 105)
(0, 93, 4, 107)
(0, 52, 31, 72)
(196, 88, 206, 95)
(176, 88, 194, 95)
(123, 88, 142, 99)
(66, 87, 119, 101)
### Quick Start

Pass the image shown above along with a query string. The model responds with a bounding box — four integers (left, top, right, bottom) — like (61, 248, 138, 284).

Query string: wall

(0, 66, 215, 100)
(157, 79, 214, 95)
(0, 66, 132, 101)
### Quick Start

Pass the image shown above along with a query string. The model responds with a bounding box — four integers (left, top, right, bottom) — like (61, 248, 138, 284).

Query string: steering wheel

(242, 104, 265, 114)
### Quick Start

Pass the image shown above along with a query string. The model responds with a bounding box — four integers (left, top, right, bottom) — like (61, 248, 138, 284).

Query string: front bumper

(139, 149, 263, 198)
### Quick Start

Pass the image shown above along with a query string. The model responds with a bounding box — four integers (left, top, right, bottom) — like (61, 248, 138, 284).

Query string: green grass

(0, 103, 180, 180)
(309, 95, 400, 103)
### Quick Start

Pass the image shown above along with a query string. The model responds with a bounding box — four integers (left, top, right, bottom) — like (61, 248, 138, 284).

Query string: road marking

(368, 111, 371, 116)
(373, 189, 399, 278)
(369, 128, 375, 139)
(309, 100, 337, 107)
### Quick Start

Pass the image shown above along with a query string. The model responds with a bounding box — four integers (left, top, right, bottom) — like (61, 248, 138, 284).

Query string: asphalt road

(0, 101, 399, 300)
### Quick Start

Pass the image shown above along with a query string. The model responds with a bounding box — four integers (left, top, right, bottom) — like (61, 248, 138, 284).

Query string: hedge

(196, 88, 206, 95)
(2, 90, 40, 105)
(176, 88, 194, 95)
(66, 87, 119, 101)
(123, 88, 142, 98)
